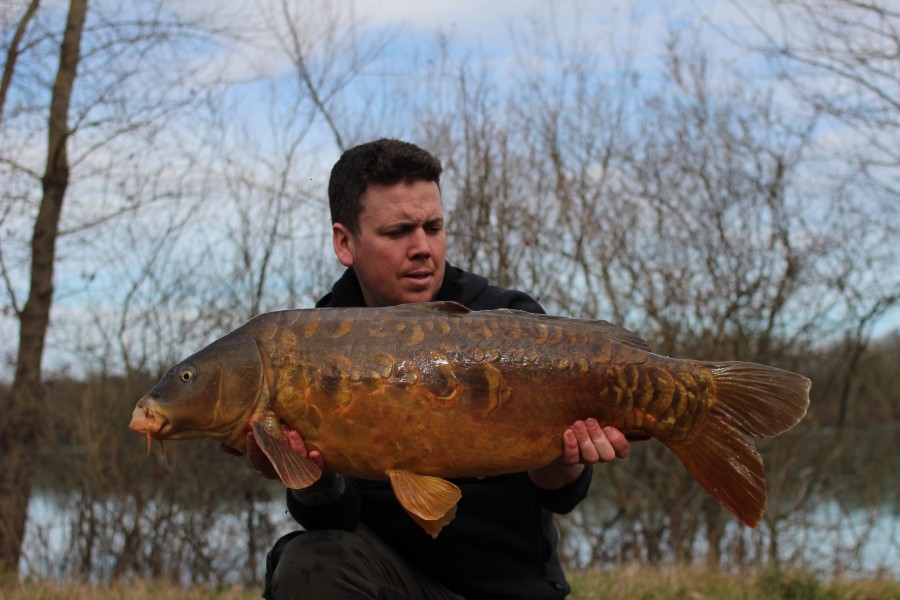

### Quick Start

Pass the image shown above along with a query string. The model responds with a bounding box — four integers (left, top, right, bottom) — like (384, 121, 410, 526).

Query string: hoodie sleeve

(286, 475, 362, 531)
(529, 465, 593, 514)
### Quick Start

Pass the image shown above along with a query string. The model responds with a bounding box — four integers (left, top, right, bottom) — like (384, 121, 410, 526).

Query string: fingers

(567, 419, 631, 465)
(579, 419, 615, 463)
(283, 427, 325, 469)
(245, 431, 278, 479)
(560, 427, 581, 466)
(601, 425, 631, 459)
(243, 425, 325, 482)
(283, 427, 307, 454)
(217, 420, 330, 487)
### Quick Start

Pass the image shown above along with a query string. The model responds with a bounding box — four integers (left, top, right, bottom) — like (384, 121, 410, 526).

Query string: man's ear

(333, 223, 355, 267)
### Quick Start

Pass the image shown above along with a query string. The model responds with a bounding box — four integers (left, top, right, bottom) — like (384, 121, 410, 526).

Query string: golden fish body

(129, 302, 810, 536)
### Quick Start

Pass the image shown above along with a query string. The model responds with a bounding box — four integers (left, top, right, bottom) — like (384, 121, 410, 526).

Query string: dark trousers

(263, 525, 465, 600)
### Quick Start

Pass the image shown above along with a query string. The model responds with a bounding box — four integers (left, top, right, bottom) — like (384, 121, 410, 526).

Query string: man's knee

(263, 527, 460, 600)
(266, 529, 364, 597)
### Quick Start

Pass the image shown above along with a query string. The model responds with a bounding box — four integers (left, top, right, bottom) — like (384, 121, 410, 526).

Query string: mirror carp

(129, 302, 810, 537)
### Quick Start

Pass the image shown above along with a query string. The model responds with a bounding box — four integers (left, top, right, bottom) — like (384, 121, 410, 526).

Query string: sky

(2, 0, 898, 380)
(178, 0, 754, 85)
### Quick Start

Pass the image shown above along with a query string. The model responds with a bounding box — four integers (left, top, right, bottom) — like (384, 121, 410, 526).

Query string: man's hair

(328, 138, 443, 234)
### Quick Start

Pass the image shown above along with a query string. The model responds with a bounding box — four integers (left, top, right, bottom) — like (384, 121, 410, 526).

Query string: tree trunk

(0, 0, 87, 577)
(0, 0, 41, 124)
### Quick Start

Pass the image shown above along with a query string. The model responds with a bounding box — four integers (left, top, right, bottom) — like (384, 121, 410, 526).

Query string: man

(246, 139, 631, 599)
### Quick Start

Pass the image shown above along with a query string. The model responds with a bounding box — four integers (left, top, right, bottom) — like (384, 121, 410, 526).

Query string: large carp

(129, 302, 810, 537)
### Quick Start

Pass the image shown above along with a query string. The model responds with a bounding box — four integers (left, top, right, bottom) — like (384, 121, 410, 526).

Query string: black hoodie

(288, 263, 592, 599)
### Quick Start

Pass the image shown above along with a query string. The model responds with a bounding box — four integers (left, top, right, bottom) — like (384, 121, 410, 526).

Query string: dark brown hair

(328, 138, 443, 234)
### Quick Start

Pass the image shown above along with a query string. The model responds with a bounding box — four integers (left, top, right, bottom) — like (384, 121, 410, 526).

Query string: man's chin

(396, 285, 438, 305)
(400, 294, 436, 305)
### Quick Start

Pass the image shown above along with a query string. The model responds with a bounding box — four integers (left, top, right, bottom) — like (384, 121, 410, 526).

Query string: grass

(0, 577, 256, 600)
(2, 567, 898, 599)
(568, 566, 900, 600)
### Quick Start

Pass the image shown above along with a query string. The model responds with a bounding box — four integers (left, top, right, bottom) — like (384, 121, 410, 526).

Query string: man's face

(333, 180, 446, 307)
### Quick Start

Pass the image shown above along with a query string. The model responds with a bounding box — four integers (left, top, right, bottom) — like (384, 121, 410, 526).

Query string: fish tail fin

(663, 362, 811, 528)
(706, 362, 811, 437)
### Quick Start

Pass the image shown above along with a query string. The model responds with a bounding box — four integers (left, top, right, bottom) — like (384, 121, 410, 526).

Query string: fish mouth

(129, 399, 171, 455)
(129, 400, 168, 438)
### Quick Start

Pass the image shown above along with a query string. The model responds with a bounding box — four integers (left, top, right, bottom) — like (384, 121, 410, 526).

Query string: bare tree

(505, 7, 639, 320)
(0, 0, 221, 575)
(729, 0, 900, 432)
(1, 0, 86, 575)
(15, 1, 398, 584)
(263, 0, 397, 151)
(192, 81, 338, 328)
(417, 51, 534, 290)
(616, 30, 822, 361)
(745, 1, 899, 169)
(0, 0, 40, 124)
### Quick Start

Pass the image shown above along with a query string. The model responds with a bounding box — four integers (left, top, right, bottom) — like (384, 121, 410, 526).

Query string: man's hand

(220, 425, 325, 481)
(528, 419, 632, 490)
(560, 418, 632, 465)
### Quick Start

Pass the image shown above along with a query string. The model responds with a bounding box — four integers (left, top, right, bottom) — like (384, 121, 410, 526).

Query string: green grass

(3, 567, 898, 599)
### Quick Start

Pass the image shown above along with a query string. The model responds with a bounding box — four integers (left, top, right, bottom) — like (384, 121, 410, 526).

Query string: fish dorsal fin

(251, 418, 322, 489)
(408, 301, 471, 314)
(490, 309, 653, 353)
(591, 320, 652, 352)
(388, 469, 462, 538)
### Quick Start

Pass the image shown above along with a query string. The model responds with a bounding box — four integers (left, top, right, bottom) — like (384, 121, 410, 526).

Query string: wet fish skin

(129, 302, 810, 537)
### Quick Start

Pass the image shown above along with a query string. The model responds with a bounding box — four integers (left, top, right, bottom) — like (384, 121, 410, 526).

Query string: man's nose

(408, 227, 431, 257)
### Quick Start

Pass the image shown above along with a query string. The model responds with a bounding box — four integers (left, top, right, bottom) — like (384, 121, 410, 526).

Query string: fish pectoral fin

(251, 420, 322, 490)
(388, 469, 461, 539)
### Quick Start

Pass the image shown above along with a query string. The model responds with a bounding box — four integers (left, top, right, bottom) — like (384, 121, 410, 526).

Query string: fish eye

(180, 370, 194, 382)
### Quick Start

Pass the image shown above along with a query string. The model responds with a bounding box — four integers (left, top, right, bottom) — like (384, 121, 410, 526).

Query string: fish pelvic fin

(251, 419, 322, 489)
(664, 362, 811, 528)
(388, 469, 462, 539)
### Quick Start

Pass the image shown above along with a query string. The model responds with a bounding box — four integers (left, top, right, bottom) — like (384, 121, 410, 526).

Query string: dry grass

(2, 567, 898, 599)
(569, 565, 900, 600)
(0, 578, 258, 600)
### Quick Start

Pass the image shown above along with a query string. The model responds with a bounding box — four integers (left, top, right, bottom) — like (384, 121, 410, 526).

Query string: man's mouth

(404, 271, 433, 285)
